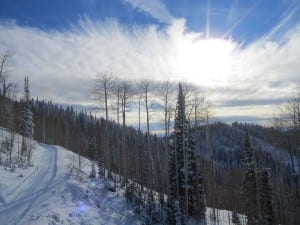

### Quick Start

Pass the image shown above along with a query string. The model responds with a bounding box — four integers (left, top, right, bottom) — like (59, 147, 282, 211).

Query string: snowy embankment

(0, 129, 243, 225)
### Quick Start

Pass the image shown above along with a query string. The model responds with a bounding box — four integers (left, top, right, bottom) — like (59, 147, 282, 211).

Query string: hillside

(0, 128, 245, 225)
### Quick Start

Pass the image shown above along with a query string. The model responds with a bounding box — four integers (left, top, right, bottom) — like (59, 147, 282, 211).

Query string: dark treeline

(0, 95, 169, 192)
(35, 99, 168, 194)
(1, 52, 300, 224)
(2, 94, 300, 224)
(195, 121, 300, 224)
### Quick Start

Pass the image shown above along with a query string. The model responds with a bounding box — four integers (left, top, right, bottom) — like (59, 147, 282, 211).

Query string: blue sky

(1, 0, 299, 43)
(0, 0, 300, 126)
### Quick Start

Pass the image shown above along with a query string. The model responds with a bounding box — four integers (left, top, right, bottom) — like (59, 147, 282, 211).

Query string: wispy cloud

(216, 97, 287, 107)
(223, 0, 261, 39)
(265, 0, 300, 40)
(227, 0, 239, 26)
(205, 0, 211, 39)
(123, 0, 175, 24)
(0, 18, 185, 104)
(0, 16, 299, 123)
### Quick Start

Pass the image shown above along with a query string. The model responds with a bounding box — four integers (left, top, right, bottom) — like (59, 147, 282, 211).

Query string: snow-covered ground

(0, 129, 244, 225)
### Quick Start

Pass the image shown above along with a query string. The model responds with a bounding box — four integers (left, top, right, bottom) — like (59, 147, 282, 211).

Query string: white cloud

(0, 18, 186, 105)
(233, 23, 300, 94)
(123, 0, 175, 24)
(0, 18, 299, 123)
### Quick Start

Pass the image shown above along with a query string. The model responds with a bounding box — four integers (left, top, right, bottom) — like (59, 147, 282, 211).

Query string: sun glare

(176, 38, 237, 86)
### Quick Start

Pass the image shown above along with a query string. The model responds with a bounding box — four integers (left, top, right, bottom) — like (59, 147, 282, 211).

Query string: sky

(0, 0, 300, 126)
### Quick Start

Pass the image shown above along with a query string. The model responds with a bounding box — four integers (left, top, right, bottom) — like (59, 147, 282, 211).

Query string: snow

(0, 128, 143, 225)
(0, 128, 245, 225)
(206, 208, 246, 225)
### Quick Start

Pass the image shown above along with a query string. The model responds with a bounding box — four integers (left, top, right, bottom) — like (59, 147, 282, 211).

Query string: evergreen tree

(232, 211, 241, 225)
(169, 83, 206, 224)
(173, 199, 184, 225)
(168, 83, 188, 224)
(143, 192, 160, 225)
(19, 76, 34, 164)
(98, 155, 105, 179)
(90, 164, 96, 178)
(125, 181, 135, 203)
(241, 134, 259, 225)
(133, 184, 143, 214)
(20, 77, 34, 137)
(188, 129, 206, 224)
(192, 156, 206, 224)
(258, 169, 274, 225)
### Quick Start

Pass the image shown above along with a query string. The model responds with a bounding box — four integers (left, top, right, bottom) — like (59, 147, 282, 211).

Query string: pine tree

(143, 192, 160, 225)
(125, 181, 135, 203)
(192, 156, 206, 224)
(258, 169, 274, 225)
(175, 83, 188, 214)
(133, 184, 143, 214)
(188, 129, 206, 224)
(173, 199, 184, 225)
(232, 211, 241, 225)
(168, 83, 187, 224)
(241, 134, 259, 225)
(98, 155, 105, 179)
(90, 164, 96, 178)
(19, 76, 34, 164)
(168, 83, 206, 224)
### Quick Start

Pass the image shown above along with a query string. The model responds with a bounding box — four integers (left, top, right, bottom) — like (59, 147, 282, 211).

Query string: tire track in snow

(6, 142, 50, 200)
(0, 144, 61, 225)
(6, 164, 40, 199)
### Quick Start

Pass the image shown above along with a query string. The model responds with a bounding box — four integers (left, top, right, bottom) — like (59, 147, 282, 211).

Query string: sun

(176, 38, 237, 86)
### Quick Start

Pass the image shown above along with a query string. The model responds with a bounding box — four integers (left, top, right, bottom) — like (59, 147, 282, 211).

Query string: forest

(0, 51, 300, 225)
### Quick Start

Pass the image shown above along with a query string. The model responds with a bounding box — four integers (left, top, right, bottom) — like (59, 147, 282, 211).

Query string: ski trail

(0, 144, 63, 225)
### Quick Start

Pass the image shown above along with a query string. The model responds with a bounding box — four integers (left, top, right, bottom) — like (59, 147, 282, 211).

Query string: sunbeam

(206, 0, 210, 39)
(222, 0, 261, 39)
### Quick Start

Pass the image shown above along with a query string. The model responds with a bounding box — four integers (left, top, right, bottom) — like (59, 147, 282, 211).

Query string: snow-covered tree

(19, 76, 34, 164)
(232, 211, 241, 225)
(173, 199, 184, 225)
(90, 164, 96, 178)
(20, 77, 34, 137)
(143, 192, 159, 225)
(190, 155, 206, 224)
(241, 134, 259, 225)
(169, 83, 206, 224)
(258, 169, 274, 225)
(168, 83, 187, 220)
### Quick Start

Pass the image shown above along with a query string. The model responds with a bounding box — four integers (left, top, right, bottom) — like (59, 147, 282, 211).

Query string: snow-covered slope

(0, 129, 244, 225)
(0, 133, 142, 225)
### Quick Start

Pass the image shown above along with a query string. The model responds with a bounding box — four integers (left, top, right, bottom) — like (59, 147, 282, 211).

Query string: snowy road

(0, 145, 64, 225)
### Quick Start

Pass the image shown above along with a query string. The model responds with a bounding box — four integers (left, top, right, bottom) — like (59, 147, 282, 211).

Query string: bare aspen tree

(285, 90, 300, 129)
(159, 80, 176, 137)
(131, 83, 144, 190)
(5, 84, 17, 169)
(139, 80, 152, 135)
(0, 51, 16, 170)
(138, 79, 154, 192)
(92, 72, 114, 178)
(92, 72, 114, 120)
(181, 82, 208, 126)
(112, 77, 122, 124)
(120, 79, 134, 185)
(0, 51, 12, 128)
(157, 80, 176, 200)
(0, 51, 12, 85)
(275, 89, 300, 207)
